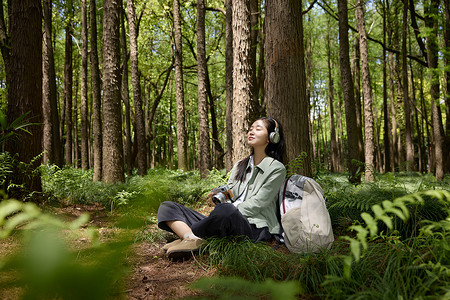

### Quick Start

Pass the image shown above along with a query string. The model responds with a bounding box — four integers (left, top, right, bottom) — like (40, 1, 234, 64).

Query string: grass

(3, 166, 450, 299)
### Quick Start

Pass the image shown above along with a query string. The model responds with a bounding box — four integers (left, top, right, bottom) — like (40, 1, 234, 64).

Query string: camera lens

(212, 192, 226, 204)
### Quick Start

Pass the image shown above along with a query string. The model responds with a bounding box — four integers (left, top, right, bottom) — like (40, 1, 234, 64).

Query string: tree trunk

(42, 0, 62, 167)
(90, 0, 103, 181)
(206, 68, 225, 170)
(64, 0, 73, 166)
(382, 0, 391, 172)
(338, 0, 361, 183)
(6, 0, 43, 193)
(249, 0, 261, 116)
(354, 36, 364, 161)
(196, 0, 211, 177)
(327, 23, 339, 173)
(80, 0, 89, 170)
(402, 0, 414, 171)
(425, 0, 444, 181)
(355, 0, 375, 182)
(444, 0, 450, 173)
(265, 0, 311, 175)
(173, 0, 188, 171)
(231, 0, 252, 163)
(102, 0, 124, 183)
(120, 5, 132, 176)
(225, 0, 233, 171)
(127, 0, 147, 175)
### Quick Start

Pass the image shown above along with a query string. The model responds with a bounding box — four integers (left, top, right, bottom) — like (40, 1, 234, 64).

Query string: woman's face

(247, 120, 269, 149)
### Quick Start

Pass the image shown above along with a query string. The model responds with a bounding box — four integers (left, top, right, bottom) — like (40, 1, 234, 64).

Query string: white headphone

(269, 119, 280, 144)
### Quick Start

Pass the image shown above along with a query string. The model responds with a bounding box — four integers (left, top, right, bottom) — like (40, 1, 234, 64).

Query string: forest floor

(0, 202, 217, 300)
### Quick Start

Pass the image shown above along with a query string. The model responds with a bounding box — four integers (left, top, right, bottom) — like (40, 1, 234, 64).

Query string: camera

(211, 185, 234, 205)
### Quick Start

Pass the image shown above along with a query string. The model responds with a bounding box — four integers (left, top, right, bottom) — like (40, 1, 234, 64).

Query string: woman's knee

(211, 203, 239, 219)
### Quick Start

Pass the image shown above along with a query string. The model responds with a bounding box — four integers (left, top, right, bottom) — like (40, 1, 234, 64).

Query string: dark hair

(234, 117, 285, 182)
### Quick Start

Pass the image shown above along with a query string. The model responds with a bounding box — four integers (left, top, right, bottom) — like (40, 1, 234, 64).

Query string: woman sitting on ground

(157, 117, 286, 260)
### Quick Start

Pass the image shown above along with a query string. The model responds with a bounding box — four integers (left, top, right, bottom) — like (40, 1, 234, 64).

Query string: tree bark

(42, 0, 62, 167)
(425, 0, 444, 181)
(80, 0, 89, 170)
(64, 0, 74, 166)
(6, 0, 43, 193)
(231, 0, 252, 163)
(127, 0, 147, 175)
(265, 0, 311, 175)
(225, 0, 233, 171)
(338, 0, 361, 183)
(90, 0, 103, 181)
(355, 0, 375, 181)
(196, 0, 211, 177)
(102, 0, 124, 183)
(354, 36, 364, 161)
(173, 0, 188, 171)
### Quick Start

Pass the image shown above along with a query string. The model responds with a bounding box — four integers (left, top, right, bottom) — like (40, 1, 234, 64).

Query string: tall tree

(355, 0, 375, 181)
(127, 0, 147, 175)
(382, 0, 391, 172)
(231, 0, 252, 163)
(225, 0, 233, 171)
(102, 0, 124, 183)
(425, 0, 444, 181)
(173, 0, 188, 171)
(6, 0, 43, 192)
(402, 0, 414, 171)
(90, 0, 103, 181)
(42, 0, 62, 166)
(196, 0, 211, 177)
(265, 0, 311, 176)
(444, 0, 450, 173)
(326, 19, 339, 173)
(64, 0, 74, 166)
(338, 0, 361, 183)
(80, 0, 89, 170)
(121, 4, 132, 176)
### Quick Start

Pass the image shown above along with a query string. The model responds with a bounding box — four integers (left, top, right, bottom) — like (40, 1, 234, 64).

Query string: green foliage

(189, 276, 303, 300)
(0, 111, 36, 147)
(285, 152, 308, 178)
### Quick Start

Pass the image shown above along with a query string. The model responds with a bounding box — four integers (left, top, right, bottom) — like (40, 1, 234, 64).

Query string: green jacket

(227, 156, 286, 234)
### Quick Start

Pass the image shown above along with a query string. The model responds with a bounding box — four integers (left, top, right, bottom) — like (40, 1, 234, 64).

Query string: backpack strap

(281, 176, 291, 215)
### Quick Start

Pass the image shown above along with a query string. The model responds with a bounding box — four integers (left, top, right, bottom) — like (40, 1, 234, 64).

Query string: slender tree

(382, 0, 391, 172)
(120, 5, 132, 176)
(355, 0, 375, 181)
(90, 0, 103, 181)
(338, 0, 361, 183)
(173, 0, 188, 171)
(425, 0, 444, 181)
(64, 0, 74, 166)
(6, 0, 43, 192)
(80, 0, 89, 170)
(265, 0, 311, 176)
(127, 0, 147, 175)
(197, 0, 211, 177)
(402, 0, 414, 171)
(444, 0, 450, 173)
(102, 0, 124, 183)
(43, 0, 62, 166)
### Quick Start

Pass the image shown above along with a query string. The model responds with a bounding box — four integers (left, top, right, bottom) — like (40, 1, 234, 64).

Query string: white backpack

(279, 175, 334, 253)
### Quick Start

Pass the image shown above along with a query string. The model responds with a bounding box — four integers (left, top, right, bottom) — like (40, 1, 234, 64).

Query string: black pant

(157, 201, 271, 242)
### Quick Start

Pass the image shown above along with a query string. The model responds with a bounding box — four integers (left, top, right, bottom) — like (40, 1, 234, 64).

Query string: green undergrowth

(3, 167, 450, 299)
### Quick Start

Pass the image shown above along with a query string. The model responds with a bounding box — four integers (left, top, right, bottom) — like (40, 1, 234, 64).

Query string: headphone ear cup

(270, 130, 280, 144)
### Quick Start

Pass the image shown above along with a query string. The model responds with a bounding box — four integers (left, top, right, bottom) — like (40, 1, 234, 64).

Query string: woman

(157, 117, 286, 260)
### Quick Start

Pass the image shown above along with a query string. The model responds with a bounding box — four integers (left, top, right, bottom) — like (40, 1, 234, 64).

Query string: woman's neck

(253, 148, 267, 166)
